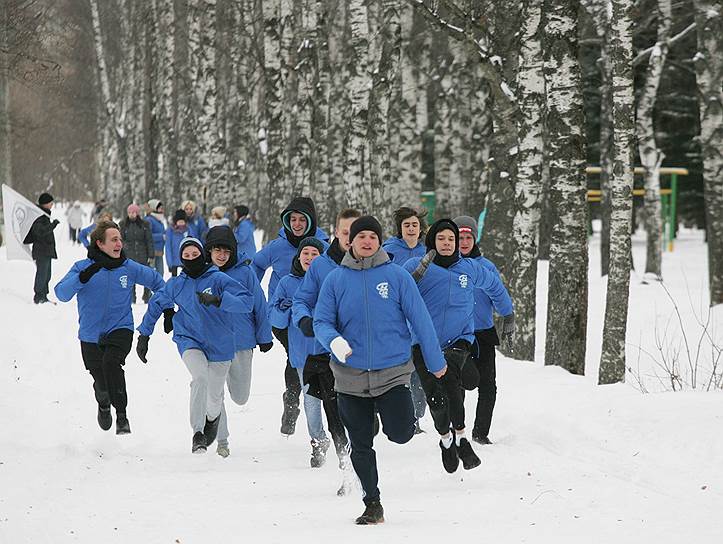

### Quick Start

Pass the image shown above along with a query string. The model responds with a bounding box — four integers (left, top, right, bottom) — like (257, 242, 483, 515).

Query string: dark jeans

(69, 226, 78, 243)
(412, 344, 466, 435)
(337, 384, 415, 505)
(33, 257, 52, 302)
(143, 255, 164, 302)
(410, 370, 427, 419)
(80, 329, 133, 414)
(272, 327, 302, 406)
(303, 354, 348, 455)
(472, 328, 498, 437)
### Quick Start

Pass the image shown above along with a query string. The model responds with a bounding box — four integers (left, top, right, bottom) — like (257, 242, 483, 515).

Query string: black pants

(272, 327, 302, 407)
(412, 344, 466, 435)
(337, 384, 415, 505)
(303, 354, 348, 455)
(33, 257, 52, 302)
(472, 328, 498, 437)
(80, 329, 133, 414)
(69, 226, 78, 243)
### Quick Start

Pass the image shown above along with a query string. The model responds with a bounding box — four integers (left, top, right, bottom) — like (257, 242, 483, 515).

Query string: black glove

(258, 342, 273, 353)
(412, 250, 436, 282)
(163, 308, 175, 334)
(79, 262, 103, 284)
(51, 219, 60, 228)
(197, 291, 222, 307)
(299, 316, 315, 338)
(136, 334, 150, 363)
(278, 298, 293, 311)
(501, 313, 515, 352)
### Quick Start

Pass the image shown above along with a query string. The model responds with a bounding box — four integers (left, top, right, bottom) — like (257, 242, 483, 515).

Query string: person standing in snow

(55, 220, 164, 434)
(269, 237, 336, 468)
(119, 204, 154, 304)
(144, 199, 166, 302)
(232, 205, 257, 260)
(182, 200, 208, 240)
(313, 216, 447, 525)
(165, 209, 190, 277)
(65, 201, 85, 243)
(201, 226, 273, 458)
(454, 215, 515, 445)
(24, 192, 59, 304)
(136, 237, 254, 453)
(252, 196, 329, 436)
(208, 206, 230, 228)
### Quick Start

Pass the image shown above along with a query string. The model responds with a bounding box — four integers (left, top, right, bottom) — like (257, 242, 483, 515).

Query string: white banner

(1, 184, 45, 261)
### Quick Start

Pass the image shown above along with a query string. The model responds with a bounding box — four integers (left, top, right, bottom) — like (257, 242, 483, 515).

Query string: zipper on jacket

(442, 267, 452, 348)
(362, 270, 372, 371)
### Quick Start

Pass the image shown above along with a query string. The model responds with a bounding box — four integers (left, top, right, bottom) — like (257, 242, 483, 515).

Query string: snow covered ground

(1, 207, 721, 543)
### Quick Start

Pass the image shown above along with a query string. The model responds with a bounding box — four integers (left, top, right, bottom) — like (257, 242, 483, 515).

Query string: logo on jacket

(202, 287, 213, 295)
(119, 275, 128, 289)
(376, 282, 389, 299)
(459, 274, 468, 289)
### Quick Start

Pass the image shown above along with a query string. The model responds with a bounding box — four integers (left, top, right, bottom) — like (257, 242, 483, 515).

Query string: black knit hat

(425, 218, 459, 252)
(349, 215, 383, 243)
(234, 205, 250, 218)
(172, 209, 187, 224)
(38, 193, 54, 206)
(296, 236, 325, 257)
(204, 225, 238, 270)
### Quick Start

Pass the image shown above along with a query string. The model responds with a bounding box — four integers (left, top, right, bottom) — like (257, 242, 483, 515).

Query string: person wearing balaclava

(198, 226, 273, 458)
(55, 220, 164, 435)
(402, 218, 512, 474)
(454, 216, 515, 446)
(136, 237, 255, 454)
(251, 196, 330, 437)
(24, 192, 60, 304)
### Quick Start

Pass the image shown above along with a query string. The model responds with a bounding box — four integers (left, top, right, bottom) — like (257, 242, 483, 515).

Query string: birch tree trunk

(636, 0, 671, 279)
(543, 0, 588, 375)
(693, 0, 723, 306)
(0, 1, 11, 191)
(599, 29, 613, 276)
(599, 0, 635, 385)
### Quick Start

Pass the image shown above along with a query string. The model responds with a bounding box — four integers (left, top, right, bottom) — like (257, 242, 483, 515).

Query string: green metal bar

(670, 173, 678, 244)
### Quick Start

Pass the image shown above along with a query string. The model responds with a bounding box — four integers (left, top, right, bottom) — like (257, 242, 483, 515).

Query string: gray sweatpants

(217, 349, 253, 445)
(182, 349, 232, 433)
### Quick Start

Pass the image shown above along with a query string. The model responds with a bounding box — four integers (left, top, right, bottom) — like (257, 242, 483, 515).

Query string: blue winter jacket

(234, 219, 257, 260)
(187, 213, 208, 240)
(313, 258, 446, 373)
(164, 226, 191, 268)
(55, 258, 165, 343)
(252, 227, 329, 300)
(145, 215, 166, 252)
(79, 224, 94, 248)
(270, 273, 318, 369)
(471, 256, 514, 330)
(403, 256, 510, 349)
(381, 237, 426, 265)
(138, 267, 254, 362)
(223, 261, 273, 350)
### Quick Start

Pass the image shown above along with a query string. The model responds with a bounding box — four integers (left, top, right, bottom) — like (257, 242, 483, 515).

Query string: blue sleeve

(251, 272, 273, 343)
(399, 272, 446, 373)
(268, 279, 291, 330)
(477, 264, 514, 317)
(54, 262, 85, 302)
(251, 241, 273, 281)
(402, 257, 420, 275)
(217, 274, 254, 314)
(129, 260, 165, 292)
(312, 274, 341, 352)
(291, 264, 320, 326)
(164, 228, 173, 267)
(236, 222, 252, 245)
(138, 282, 175, 336)
(79, 225, 92, 248)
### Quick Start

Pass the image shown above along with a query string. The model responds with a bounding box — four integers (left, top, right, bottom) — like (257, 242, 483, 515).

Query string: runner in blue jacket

(202, 226, 273, 457)
(136, 237, 254, 454)
(55, 220, 164, 435)
(313, 216, 446, 526)
(454, 215, 515, 446)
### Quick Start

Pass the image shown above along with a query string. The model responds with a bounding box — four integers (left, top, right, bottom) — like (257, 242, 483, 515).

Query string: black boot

(439, 437, 459, 473)
(280, 391, 301, 436)
(457, 437, 481, 470)
(355, 500, 384, 525)
(97, 406, 112, 431)
(192, 431, 207, 453)
(115, 413, 131, 435)
(472, 430, 493, 445)
(203, 415, 221, 446)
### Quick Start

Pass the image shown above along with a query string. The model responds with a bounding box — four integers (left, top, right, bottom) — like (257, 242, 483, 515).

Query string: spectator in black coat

(24, 192, 59, 304)
(119, 203, 155, 303)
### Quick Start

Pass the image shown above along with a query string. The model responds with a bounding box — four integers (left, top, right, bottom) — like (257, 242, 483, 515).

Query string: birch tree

(0, 1, 10, 191)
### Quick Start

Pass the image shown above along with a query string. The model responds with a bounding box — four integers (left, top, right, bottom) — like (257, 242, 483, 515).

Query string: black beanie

(296, 236, 325, 257)
(349, 215, 383, 243)
(204, 225, 238, 270)
(172, 209, 187, 224)
(38, 193, 54, 206)
(235, 205, 250, 218)
(425, 218, 460, 268)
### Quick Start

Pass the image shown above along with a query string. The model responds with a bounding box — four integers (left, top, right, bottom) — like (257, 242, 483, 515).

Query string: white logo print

(459, 274, 468, 289)
(119, 275, 128, 289)
(202, 287, 213, 295)
(376, 282, 389, 299)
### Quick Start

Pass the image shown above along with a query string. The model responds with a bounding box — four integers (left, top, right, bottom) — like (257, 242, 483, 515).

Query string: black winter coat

(24, 210, 58, 260)
(119, 216, 154, 264)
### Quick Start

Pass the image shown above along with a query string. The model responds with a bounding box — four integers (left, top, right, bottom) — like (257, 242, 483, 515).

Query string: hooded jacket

(313, 249, 446, 376)
(270, 271, 319, 369)
(119, 216, 154, 263)
(381, 236, 426, 265)
(234, 218, 257, 260)
(55, 253, 165, 343)
(164, 224, 191, 268)
(145, 214, 166, 252)
(137, 266, 254, 362)
(470, 255, 513, 332)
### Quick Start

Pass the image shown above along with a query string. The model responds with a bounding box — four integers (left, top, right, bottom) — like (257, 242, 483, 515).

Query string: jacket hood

(341, 248, 390, 271)
(280, 197, 317, 247)
(204, 226, 238, 270)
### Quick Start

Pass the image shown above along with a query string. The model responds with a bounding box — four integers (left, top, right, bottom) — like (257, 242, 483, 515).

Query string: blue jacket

(291, 251, 339, 356)
(187, 214, 208, 240)
(471, 256, 513, 330)
(223, 261, 273, 350)
(164, 226, 191, 268)
(252, 227, 329, 300)
(138, 267, 254, 362)
(403, 256, 509, 349)
(270, 273, 318, 369)
(145, 215, 166, 252)
(234, 219, 257, 260)
(55, 258, 165, 343)
(79, 224, 94, 248)
(381, 237, 426, 265)
(313, 259, 446, 373)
